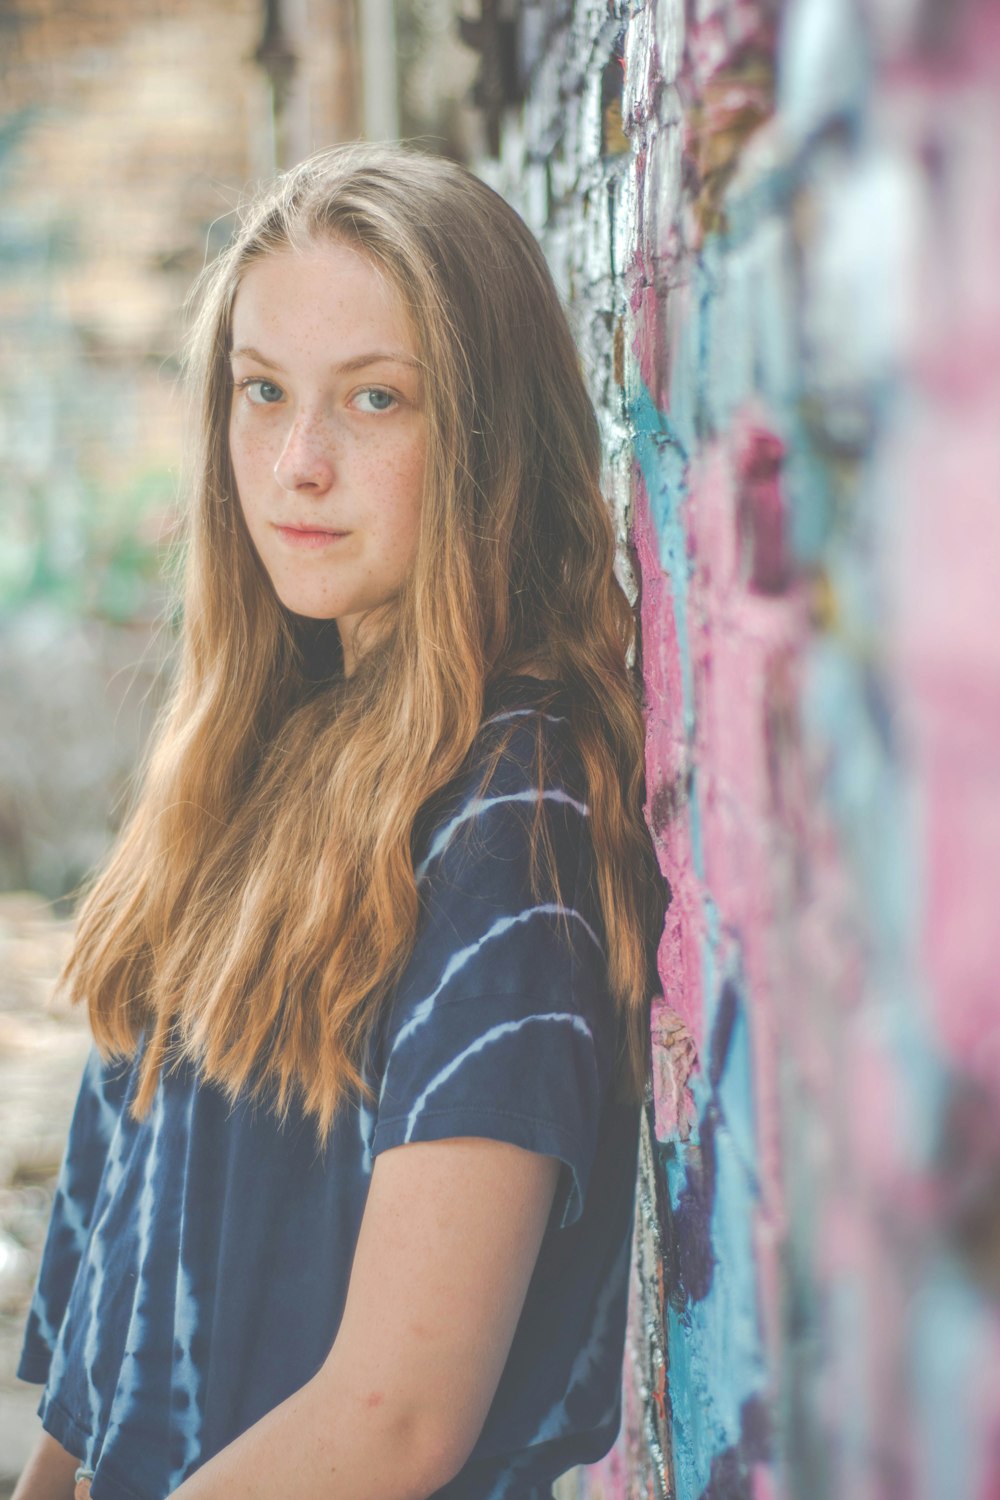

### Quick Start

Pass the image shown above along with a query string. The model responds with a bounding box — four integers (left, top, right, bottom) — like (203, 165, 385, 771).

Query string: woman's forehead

(229, 242, 423, 368)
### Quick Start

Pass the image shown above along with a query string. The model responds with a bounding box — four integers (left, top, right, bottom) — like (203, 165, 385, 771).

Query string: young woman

(13, 143, 666, 1500)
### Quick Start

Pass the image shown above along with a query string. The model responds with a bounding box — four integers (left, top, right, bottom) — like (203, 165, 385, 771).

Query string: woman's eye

(353, 387, 397, 414)
(240, 378, 284, 405)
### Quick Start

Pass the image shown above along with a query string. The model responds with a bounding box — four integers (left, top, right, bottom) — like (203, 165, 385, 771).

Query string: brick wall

(483, 2, 1000, 1496)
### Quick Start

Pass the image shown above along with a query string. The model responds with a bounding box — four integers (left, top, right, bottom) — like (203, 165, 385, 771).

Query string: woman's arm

(166, 1135, 560, 1500)
(11, 1429, 80, 1500)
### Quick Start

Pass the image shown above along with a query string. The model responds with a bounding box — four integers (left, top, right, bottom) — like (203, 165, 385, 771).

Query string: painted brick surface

(483, 2, 1000, 1496)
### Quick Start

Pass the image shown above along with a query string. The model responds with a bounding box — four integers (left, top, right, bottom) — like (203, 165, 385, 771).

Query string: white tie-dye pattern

(24, 705, 632, 1497)
(481, 709, 568, 729)
(166, 1257, 202, 1488)
(358, 1097, 376, 1176)
(27, 1279, 64, 1359)
(354, 1053, 378, 1175)
(52, 1052, 126, 1258)
(414, 787, 589, 881)
(47, 1171, 88, 1263)
(86, 1048, 125, 1148)
(101, 1077, 166, 1456)
(521, 1233, 631, 1446)
(483, 1453, 549, 1500)
(53, 1067, 132, 1466)
(166, 1085, 202, 1492)
(377, 903, 604, 1108)
(478, 1252, 629, 1500)
(402, 1011, 594, 1141)
(483, 1470, 517, 1499)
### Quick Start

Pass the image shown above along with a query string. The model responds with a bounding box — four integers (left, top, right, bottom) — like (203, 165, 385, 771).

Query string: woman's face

(228, 238, 427, 673)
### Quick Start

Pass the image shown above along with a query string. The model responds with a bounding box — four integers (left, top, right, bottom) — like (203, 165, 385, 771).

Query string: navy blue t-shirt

(17, 679, 643, 1500)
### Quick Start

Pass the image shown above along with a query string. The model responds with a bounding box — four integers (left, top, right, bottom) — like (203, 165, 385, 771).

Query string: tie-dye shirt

(17, 678, 644, 1500)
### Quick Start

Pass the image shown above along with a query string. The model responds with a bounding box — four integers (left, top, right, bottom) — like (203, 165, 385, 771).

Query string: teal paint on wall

(486, 2, 1000, 1497)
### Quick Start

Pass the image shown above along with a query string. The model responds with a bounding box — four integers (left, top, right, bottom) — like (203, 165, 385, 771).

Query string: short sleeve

(371, 706, 616, 1230)
(17, 1043, 130, 1383)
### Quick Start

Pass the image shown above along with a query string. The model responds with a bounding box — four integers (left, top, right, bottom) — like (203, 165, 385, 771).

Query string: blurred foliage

(0, 467, 179, 625)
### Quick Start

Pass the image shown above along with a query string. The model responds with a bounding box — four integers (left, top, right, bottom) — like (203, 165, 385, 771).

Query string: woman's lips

(274, 524, 350, 550)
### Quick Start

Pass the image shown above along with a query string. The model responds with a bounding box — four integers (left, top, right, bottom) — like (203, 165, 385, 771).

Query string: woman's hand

(11, 1428, 80, 1500)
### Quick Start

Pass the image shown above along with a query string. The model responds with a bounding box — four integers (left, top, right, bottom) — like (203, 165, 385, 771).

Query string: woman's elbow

(385, 1393, 483, 1497)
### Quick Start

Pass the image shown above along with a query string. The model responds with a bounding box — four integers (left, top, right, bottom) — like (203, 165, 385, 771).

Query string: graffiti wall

(485, 1, 1000, 1496)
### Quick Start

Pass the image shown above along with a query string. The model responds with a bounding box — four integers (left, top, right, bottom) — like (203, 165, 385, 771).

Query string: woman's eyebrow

(230, 344, 287, 370)
(337, 350, 423, 374)
(229, 344, 421, 374)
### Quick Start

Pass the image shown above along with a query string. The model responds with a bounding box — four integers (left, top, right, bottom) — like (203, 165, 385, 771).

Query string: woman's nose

(273, 414, 335, 493)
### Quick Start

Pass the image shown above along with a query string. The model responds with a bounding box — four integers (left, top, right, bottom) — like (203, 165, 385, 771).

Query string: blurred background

(2, 2, 1000, 1498)
(0, 0, 483, 1484)
(0, 0, 482, 907)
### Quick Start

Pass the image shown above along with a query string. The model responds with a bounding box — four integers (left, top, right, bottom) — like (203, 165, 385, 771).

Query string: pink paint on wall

(884, 0, 1000, 1090)
(633, 473, 707, 1050)
(494, 0, 1000, 1493)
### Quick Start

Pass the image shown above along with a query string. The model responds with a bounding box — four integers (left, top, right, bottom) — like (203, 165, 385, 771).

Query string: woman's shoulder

(412, 675, 590, 884)
(481, 672, 572, 720)
(454, 674, 589, 825)
(475, 673, 582, 783)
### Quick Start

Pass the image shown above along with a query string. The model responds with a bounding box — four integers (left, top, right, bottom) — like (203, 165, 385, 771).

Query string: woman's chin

(283, 604, 341, 622)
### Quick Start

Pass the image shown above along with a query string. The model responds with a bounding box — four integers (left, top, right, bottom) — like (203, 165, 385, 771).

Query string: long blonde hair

(64, 143, 665, 1141)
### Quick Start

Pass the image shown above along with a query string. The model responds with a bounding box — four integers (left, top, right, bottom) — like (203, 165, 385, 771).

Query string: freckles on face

(227, 239, 428, 664)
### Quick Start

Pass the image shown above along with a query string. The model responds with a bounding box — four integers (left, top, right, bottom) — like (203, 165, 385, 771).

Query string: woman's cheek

(230, 419, 277, 500)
